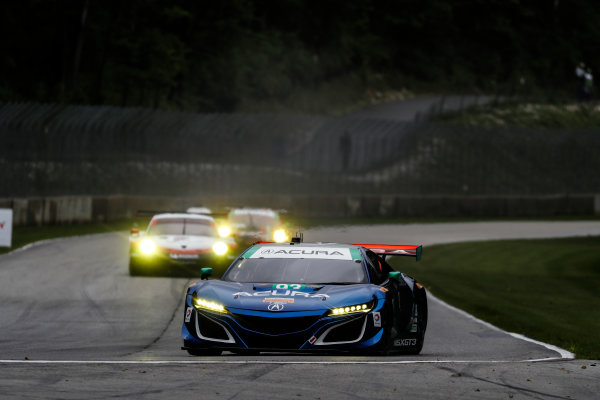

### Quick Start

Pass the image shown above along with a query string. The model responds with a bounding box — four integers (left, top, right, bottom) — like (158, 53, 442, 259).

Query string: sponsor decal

(394, 338, 417, 347)
(169, 253, 199, 260)
(372, 312, 382, 327)
(308, 336, 317, 344)
(233, 290, 329, 299)
(262, 298, 294, 304)
(272, 283, 306, 290)
(249, 246, 352, 260)
(267, 303, 285, 311)
(185, 307, 193, 322)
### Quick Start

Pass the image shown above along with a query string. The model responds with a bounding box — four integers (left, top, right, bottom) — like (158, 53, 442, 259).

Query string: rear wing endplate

(354, 244, 422, 261)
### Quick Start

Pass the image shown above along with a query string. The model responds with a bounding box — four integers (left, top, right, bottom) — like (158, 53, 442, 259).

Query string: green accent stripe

(350, 248, 362, 261)
(242, 246, 261, 258)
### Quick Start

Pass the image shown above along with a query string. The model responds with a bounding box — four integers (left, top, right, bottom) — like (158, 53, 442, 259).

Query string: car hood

(191, 281, 378, 312)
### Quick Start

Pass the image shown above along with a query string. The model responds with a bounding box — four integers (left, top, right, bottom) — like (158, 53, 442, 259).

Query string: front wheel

(402, 286, 428, 355)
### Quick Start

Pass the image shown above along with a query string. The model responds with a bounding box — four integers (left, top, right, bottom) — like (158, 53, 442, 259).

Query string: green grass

(437, 101, 600, 128)
(392, 236, 600, 359)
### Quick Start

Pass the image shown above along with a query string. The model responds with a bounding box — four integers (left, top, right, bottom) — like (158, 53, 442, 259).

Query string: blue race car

(181, 239, 427, 355)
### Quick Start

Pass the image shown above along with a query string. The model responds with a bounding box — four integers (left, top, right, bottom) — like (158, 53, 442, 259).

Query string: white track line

(0, 358, 571, 365)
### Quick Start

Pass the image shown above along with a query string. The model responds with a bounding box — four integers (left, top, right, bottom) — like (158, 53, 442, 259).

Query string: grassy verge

(437, 100, 600, 128)
(392, 236, 600, 359)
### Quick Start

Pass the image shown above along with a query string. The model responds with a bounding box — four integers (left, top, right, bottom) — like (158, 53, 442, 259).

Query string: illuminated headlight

(212, 241, 228, 255)
(218, 225, 231, 238)
(193, 298, 227, 314)
(139, 239, 156, 255)
(273, 229, 288, 243)
(329, 301, 373, 316)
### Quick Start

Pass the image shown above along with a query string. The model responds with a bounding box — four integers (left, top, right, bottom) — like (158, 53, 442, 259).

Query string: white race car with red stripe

(129, 213, 238, 276)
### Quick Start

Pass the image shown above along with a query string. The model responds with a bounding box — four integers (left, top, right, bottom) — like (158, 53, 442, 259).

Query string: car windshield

(148, 218, 218, 237)
(228, 211, 279, 230)
(222, 258, 368, 284)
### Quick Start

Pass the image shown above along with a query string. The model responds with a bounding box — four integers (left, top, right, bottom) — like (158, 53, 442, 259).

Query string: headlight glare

(329, 302, 372, 316)
(212, 241, 228, 255)
(218, 225, 231, 238)
(139, 239, 156, 255)
(273, 229, 287, 243)
(193, 297, 227, 313)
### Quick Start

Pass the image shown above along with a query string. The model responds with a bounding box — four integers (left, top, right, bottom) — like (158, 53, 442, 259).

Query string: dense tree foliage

(1, 0, 598, 112)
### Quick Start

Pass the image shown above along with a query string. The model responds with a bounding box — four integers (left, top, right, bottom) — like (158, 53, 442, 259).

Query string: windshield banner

(248, 246, 353, 260)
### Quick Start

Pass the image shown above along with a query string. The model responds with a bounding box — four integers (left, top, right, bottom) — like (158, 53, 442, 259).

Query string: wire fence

(1, 101, 599, 197)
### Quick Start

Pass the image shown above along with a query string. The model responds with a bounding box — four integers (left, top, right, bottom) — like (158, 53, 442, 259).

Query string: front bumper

(131, 251, 234, 272)
(181, 299, 387, 353)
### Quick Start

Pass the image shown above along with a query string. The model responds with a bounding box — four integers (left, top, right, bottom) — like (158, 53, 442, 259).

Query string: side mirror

(200, 268, 213, 280)
(388, 271, 402, 282)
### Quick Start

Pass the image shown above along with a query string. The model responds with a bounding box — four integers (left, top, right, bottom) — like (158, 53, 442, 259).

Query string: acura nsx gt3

(181, 240, 427, 355)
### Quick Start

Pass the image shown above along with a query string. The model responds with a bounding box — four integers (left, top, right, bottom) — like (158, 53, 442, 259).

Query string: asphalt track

(1, 222, 599, 399)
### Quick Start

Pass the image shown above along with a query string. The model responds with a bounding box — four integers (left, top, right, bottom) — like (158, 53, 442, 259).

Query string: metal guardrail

(1, 101, 599, 197)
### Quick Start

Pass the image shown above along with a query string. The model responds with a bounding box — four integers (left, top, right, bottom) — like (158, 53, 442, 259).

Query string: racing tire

(403, 286, 428, 355)
(186, 348, 222, 356)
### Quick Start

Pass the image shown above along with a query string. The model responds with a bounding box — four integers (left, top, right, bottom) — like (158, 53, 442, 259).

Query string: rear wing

(354, 244, 422, 261)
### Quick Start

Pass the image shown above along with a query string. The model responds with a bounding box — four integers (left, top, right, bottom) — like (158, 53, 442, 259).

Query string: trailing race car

(181, 239, 427, 355)
(129, 213, 238, 276)
(222, 208, 289, 246)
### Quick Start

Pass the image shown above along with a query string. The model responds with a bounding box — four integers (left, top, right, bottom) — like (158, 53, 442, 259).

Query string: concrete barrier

(0, 194, 597, 226)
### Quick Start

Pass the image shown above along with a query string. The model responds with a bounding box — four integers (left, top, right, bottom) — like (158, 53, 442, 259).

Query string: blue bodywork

(181, 242, 427, 354)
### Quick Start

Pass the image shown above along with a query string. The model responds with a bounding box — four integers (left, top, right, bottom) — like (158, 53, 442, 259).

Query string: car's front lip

(183, 299, 385, 352)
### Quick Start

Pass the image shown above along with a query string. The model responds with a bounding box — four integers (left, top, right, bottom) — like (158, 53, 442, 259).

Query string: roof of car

(229, 208, 278, 216)
(151, 213, 215, 222)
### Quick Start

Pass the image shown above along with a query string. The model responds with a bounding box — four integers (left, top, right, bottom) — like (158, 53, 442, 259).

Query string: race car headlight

(273, 229, 288, 243)
(139, 239, 156, 255)
(218, 225, 231, 238)
(193, 297, 227, 314)
(212, 241, 228, 255)
(329, 301, 374, 316)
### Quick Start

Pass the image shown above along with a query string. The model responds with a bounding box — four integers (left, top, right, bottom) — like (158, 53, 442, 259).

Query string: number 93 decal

(272, 283, 306, 290)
